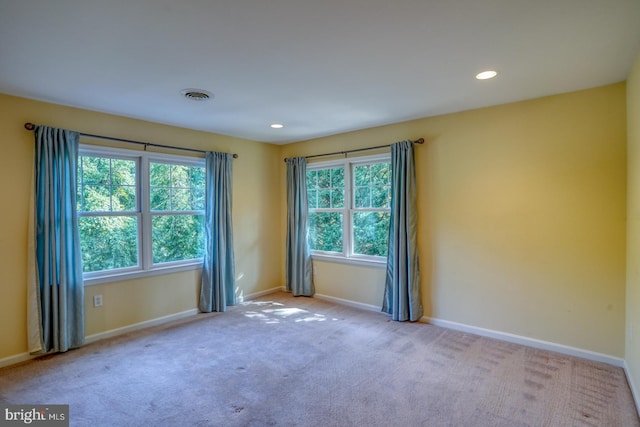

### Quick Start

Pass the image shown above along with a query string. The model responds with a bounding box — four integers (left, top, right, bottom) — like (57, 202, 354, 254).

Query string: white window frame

(307, 153, 390, 268)
(78, 144, 205, 285)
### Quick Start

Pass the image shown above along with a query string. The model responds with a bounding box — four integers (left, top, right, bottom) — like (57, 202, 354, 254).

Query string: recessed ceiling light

(180, 88, 213, 101)
(475, 70, 498, 80)
(270, 123, 284, 129)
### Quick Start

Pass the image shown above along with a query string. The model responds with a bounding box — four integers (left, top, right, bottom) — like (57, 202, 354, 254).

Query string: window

(77, 145, 205, 284)
(306, 154, 391, 264)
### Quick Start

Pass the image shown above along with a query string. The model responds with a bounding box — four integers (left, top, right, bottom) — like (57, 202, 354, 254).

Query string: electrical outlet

(93, 294, 103, 308)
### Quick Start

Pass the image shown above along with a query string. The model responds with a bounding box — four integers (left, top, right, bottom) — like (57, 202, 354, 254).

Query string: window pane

(317, 169, 331, 188)
(150, 187, 170, 210)
(354, 187, 371, 208)
(113, 186, 136, 211)
(371, 185, 391, 208)
(192, 188, 205, 210)
(152, 214, 204, 263)
(111, 159, 136, 185)
(353, 211, 390, 257)
(318, 189, 331, 208)
(82, 185, 111, 211)
(309, 212, 343, 253)
(79, 156, 137, 212)
(371, 163, 390, 186)
(79, 216, 138, 272)
(171, 188, 191, 210)
(170, 165, 190, 187)
(331, 167, 344, 187)
(331, 188, 344, 208)
(190, 167, 205, 188)
(306, 170, 317, 189)
(307, 167, 345, 209)
(307, 189, 317, 208)
(150, 162, 205, 212)
(150, 163, 171, 187)
(354, 164, 371, 186)
(82, 157, 110, 185)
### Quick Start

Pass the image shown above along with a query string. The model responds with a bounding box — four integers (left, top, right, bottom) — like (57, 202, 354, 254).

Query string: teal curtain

(199, 152, 236, 313)
(285, 157, 314, 296)
(30, 126, 85, 354)
(382, 140, 423, 321)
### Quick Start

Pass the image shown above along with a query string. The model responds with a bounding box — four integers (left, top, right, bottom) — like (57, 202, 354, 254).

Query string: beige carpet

(0, 292, 638, 426)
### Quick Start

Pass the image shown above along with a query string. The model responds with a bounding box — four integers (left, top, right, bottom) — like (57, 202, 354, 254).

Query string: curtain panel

(199, 151, 236, 313)
(27, 126, 85, 354)
(285, 157, 314, 297)
(382, 140, 423, 321)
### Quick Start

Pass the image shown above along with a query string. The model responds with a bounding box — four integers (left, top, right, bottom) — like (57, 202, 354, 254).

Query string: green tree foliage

(308, 212, 343, 252)
(353, 211, 390, 256)
(152, 215, 204, 263)
(78, 216, 138, 272)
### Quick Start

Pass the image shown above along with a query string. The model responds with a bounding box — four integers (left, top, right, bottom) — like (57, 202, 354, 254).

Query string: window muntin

(78, 145, 205, 281)
(307, 154, 391, 263)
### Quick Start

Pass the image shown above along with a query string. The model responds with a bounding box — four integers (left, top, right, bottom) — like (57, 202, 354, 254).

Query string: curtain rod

(283, 138, 424, 162)
(24, 122, 239, 159)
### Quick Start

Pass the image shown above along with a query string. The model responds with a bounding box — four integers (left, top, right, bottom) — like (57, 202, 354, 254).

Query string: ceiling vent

(181, 89, 213, 101)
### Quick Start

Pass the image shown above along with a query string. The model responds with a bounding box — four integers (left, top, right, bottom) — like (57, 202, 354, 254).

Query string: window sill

(83, 261, 203, 286)
(311, 253, 387, 269)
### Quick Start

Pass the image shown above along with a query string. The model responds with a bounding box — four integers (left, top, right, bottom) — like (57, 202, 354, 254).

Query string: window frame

(78, 144, 206, 285)
(307, 153, 390, 268)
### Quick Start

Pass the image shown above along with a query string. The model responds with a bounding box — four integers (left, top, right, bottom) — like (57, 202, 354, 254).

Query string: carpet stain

(425, 358, 445, 367)
(524, 367, 553, 380)
(231, 405, 244, 413)
(479, 356, 500, 366)
(523, 379, 544, 390)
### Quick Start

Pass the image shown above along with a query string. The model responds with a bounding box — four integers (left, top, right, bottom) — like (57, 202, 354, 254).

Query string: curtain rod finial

(233, 153, 239, 159)
(415, 138, 424, 144)
(24, 122, 36, 131)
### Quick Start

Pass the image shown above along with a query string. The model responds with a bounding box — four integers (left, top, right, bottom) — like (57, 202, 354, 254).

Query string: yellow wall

(281, 83, 627, 357)
(0, 94, 282, 360)
(626, 52, 640, 402)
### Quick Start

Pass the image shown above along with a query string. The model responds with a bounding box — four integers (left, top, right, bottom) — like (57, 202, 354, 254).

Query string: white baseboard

(1, 309, 200, 368)
(240, 286, 285, 302)
(308, 292, 626, 368)
(425, 316, 625, 368)
(624, 361, 640, 417)
(1, 290, 287, 369)
(85, 308, 198, 344)
(0, 352, 36, 369)
(314, 293, 381, 313)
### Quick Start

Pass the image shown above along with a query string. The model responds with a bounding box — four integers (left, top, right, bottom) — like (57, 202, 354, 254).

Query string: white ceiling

(1, 1, 639, 145)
